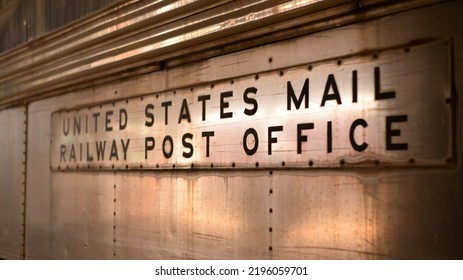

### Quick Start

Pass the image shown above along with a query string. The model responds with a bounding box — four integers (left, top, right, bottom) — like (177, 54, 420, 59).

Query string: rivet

(281, 161, 285, 167)
(114, 91, 118, 95)
(374, 160, 380, 165)
(408, 158, 415, 164)
(372, 53, 378, 59)
(255, 74, 259, 80)
(156, 164, 160, 168)
(191, 163, 195, 168)
(340, 159, 345, 165)
(268, 57, 273, 63)
(140, 96, 144, 101)
(210, 163, 214, 168)
(210, 84, 214, 89)
(445, 97, 452, 104)
(255, 162, 259, 167)
(308, 160, 314, 166)
(404, 47, 410, 53)
(125, 99, 128, 104)
(269, 170, 273, 175)
(269, 246, 273, 251)
(140, 164, 143, 168)
(232, 162, 235, 168)
(308, 65, 312, 71)
(156, 94, 159, 98)
(269, 208, 273, 213)
(447, 158, 453, 164)
(172, 164, 176, 169)
(337, 59, 342, 65)
(190, 88, 193, 92)
(279, 71, 284, 76)
(269, 189, 273, 194)
(125, 165, 129, 169)
(231, 80, 234, 84)
(269, 227, 273, 232)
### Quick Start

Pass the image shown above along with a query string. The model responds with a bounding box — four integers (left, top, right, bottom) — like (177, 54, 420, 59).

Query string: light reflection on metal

(0, 0, 350, 106)
(50, 41, 452, 170)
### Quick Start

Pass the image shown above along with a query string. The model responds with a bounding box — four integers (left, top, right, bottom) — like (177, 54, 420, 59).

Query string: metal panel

(23, 0, 463, 260)
(51, 41, 452, 170)
(271, 170, 461, 259)
(49, 172, 114, 259)
(26, 91, 117, 259)
(114, 171, 271, 259)
(0, 106, 26, 259)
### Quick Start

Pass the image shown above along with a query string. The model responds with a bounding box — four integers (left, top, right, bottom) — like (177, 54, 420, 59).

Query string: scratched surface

(50, 42, 452, 170)
(22, 0, 463, 260)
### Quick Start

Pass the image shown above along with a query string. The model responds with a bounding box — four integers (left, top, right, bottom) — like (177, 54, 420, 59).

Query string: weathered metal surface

(0, 0, 447, 108)
(0, 106, 26, 260)
(21, 0, 463, 260)
(51, 42, 452, 170)
(114, 172, 271, 259)
(271, 169, 461, 259)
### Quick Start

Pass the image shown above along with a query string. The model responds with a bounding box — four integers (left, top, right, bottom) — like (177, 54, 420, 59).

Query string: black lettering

(60, 145, 66, 162)
(144, 137, 155, 160)
(297, 123, 314, 154)
(73, 116, 81, 135)
(121, 139, 130, 160)
(201, 131, 214, 157)
(386, 115, 408, 150)
(178, 99, 192, 123)
(85, 115, 88, 134)
(93, 112, 100, 132)
(86, 142, 94, 161)
(327, 121, 332, 153)
(243, 128, 259, 156)
(69, 144, 76, 162)
(268, 126, 283, 155)
(375, 67, 396, 100)
(96, 141, 106, 160)
(63, 118, 70, 136)
(287, 79, 309, 110)
(109, 139, 119, 160)
(145, 104, 155, 127)
(162, 101, 172, 125)
(352, 70, 358, 103)
(321, 74, 342, 106)
(349, 119, 368, 152)
(182, 133, 194, 158)
(220, 91, 233, 119)
(162, 136, 174, 158)
(119, 109, 128, 130)
(243, 87, 258, 116)
(105, 111, 113, 132)
(198, 95, 211, 121)
(80, 143, 83, 161)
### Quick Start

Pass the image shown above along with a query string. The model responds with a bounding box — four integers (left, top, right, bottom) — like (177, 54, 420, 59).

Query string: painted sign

(51, 42, 452, 170)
